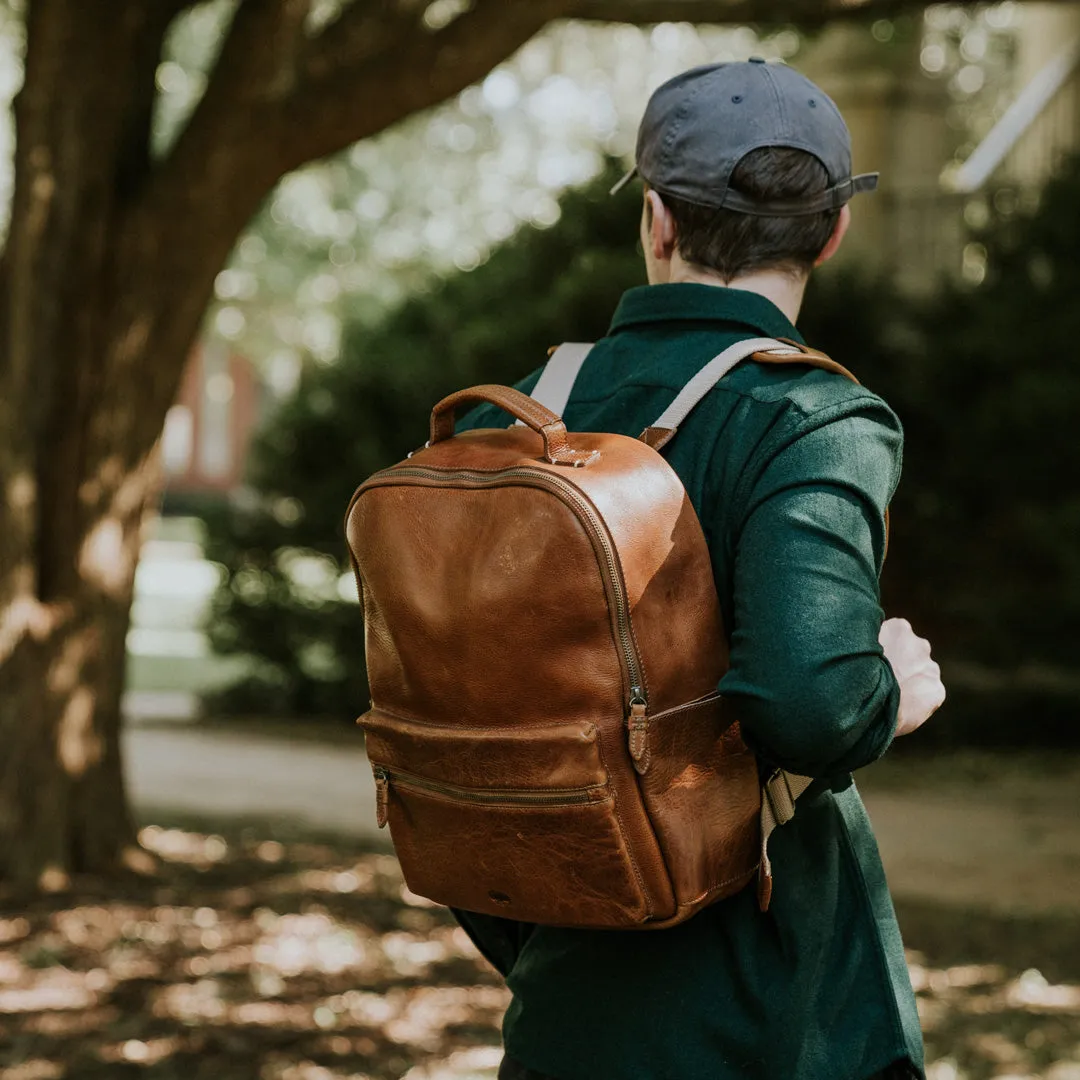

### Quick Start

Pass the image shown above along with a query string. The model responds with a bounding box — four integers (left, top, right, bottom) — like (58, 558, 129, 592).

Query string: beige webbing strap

(647, 337, 801, 438)
(517, 342, 593, 423)
(757, 769, 814, 911)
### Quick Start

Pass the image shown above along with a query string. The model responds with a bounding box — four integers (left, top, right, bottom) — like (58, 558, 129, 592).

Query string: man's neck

(657, 258, 808, 325)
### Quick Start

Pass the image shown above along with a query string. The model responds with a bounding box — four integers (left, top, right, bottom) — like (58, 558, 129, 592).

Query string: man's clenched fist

(878, 617, 946, 737)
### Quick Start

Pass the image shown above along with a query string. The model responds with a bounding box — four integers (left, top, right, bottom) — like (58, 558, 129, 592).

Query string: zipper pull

(627, 699, 650, 775)
(374, 767, 389, 828)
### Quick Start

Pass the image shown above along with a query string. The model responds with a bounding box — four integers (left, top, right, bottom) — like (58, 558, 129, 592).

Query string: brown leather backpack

(344, 336, 860, 929)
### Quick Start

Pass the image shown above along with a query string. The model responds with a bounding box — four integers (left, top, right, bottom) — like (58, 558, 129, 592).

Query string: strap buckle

(764, 768, 797, 827)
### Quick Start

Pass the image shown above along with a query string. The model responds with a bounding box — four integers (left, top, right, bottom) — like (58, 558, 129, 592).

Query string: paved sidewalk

(123, 725, 376, 837)
(123, 724, 1080, 918)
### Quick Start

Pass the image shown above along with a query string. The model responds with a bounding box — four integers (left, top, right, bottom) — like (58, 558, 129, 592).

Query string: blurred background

(0, 1, 1078, 1078)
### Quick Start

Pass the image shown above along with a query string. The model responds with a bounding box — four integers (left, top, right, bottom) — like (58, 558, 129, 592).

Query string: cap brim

(609, 165, 639, 196)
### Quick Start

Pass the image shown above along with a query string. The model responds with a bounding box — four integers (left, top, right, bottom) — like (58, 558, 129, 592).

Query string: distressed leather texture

(639, 693, 760, 921)
(344, 350, 847, 929)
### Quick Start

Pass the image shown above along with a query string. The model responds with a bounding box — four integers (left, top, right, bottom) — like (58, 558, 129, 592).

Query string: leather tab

(757, 863, 773, 911)
(751, 337, 862, 385)
(374, 769, 389, 829)
(639, 426, 675, 451)
(627, 701, 650, 774)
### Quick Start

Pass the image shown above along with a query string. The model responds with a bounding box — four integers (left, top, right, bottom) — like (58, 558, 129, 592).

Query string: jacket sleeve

(717, 395, 903, 779)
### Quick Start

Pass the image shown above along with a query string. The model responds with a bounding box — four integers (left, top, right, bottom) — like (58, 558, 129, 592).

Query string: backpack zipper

(372, 764, 608, 828)
(363, 465, 647, 710)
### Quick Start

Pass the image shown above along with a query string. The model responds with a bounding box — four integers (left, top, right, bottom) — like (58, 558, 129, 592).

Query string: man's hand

(878, 618, 946, 737)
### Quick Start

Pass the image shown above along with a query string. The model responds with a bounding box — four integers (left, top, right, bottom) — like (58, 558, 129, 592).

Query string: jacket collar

(608, 283, 804, 344)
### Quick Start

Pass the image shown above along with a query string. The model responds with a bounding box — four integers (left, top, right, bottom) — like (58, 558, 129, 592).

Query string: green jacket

(455, 283, 923, 1080)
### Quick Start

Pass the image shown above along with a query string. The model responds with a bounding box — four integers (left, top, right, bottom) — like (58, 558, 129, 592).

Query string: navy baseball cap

(612, 58, 878, 217)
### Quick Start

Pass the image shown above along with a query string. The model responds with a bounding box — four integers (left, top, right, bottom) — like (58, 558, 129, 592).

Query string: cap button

(749, 56, 766, 63)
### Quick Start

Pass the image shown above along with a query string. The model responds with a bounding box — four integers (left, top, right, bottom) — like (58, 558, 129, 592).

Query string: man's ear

(646, 189, 678, 263)
(814, 204, 851, 267)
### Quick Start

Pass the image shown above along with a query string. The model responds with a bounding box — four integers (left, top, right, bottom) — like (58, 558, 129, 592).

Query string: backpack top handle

(430, 384, 600, 468)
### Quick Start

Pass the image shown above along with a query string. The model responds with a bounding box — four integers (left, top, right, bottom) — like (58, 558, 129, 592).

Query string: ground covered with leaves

(0, 819, 1077, 1080)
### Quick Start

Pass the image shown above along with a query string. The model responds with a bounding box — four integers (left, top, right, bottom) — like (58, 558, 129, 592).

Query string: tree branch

(272, 0, 577, 173)
(301, 0, 425, 84)
(120, 0, 318, 397)
(115, 3, 183, 200)
(569, 0, 1031, 26)
(151, 0, 312, 198)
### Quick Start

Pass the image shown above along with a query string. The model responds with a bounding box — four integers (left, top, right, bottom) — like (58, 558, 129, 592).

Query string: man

(455, 59, 946, 1080)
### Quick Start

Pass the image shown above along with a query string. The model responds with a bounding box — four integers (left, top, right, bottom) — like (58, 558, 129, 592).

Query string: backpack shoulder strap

(641, 337, 861, 450)
(522, 342, 594, 420)
(641, 337, 802, 450)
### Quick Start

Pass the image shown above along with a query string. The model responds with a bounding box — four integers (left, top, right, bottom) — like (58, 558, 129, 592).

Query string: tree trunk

(0, 0, 226, 889)
(0, 508, 145, 889)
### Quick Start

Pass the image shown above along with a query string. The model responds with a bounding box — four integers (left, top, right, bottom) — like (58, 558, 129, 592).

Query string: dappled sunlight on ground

(912, 956, 1080, 1078)
(0, 821, 1077, 1079)
(0, 824, 505, 1079)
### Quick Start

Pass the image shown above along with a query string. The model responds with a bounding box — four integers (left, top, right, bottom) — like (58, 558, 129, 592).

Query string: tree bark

(0, 0, 188, 888)
(572, 0, 936, 26)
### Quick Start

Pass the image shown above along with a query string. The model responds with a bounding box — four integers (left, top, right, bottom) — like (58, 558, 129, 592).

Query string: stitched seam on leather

(646, 692, 724, 723)
(382, 783, 615, 810)
(672, 862, 762, 912)
(594, 732, 654, 919)
(363, 464, 536, 482)
(363, 705, 602, 736)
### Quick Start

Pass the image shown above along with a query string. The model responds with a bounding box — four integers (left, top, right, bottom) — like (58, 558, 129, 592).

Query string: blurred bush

(204, 157, 1080, 743)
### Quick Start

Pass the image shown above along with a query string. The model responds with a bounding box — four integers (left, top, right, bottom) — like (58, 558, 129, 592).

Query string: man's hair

(652, 146, 842, 281)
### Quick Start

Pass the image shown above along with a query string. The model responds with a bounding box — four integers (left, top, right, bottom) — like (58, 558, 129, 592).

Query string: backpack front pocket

(361, 709, 652, 926)
(638, 692, 761, 913)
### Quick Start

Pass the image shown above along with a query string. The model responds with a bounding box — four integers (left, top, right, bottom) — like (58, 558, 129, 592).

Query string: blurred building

(804, 3, 1080, 293)
(161, 340, 262, 495)
(131, 341, 262, 718)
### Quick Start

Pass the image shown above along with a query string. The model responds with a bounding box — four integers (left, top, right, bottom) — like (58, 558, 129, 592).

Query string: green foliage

(899, 164, 1080, 670)
(206, 156, 1080, 744)
(802, 161, 1080, 676)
